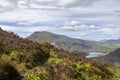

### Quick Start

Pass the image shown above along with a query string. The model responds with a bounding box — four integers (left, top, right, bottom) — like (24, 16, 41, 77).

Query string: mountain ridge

(26, 31, 120, 54)
(102, 39, 120, 43)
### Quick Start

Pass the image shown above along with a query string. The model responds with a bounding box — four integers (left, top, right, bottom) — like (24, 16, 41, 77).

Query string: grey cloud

(0, 0, 120, 11)
(0, 0, 18, 12)
(16, 0, 98, 9)
(66, 0, 97, 7)
(28, 0, 120, 9)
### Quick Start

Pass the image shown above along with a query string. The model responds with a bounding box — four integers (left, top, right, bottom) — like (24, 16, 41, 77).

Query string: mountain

(0, 28, 114, 80)
(94, 48, 120, 67)
(26, 31, 91, 53)
(26, 31, 120, 54)
(102, 39, 120, 44)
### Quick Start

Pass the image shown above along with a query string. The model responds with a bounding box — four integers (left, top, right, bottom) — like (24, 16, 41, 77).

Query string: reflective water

(86, 52, 103, 58)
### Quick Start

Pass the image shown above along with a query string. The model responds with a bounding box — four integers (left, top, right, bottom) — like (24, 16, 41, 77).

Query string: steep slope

(26, 31, 120, 53)
(0, 28, 114, 80)
(0, 28, 50, 67)
(94, 48, 120, 66)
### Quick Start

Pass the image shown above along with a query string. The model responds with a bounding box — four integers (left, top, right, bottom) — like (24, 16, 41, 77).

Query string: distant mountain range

(26, 31, 120, 54)
(102, 39, 120, 43)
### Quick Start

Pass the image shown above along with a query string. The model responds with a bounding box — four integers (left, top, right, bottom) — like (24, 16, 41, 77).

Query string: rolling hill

(0, 28, 114, 80)
(26, 31, 120, 54)
(94, 48, 120, 67)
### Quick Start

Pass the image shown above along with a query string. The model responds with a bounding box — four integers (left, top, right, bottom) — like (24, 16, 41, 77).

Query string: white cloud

(0, 25, 54, 32)
(65, 21, 79, 26)
(58, 0, 77, 6)
(0, 9, 69, 25)
(99, 24, 120, 35)
(0, 0, 120, 40)
(80, 33, 87, 36)
(0, 0, 119, 25)
(0, 25, 55, 37)
(0, 23, 119, 40)
(60, 21, 120, 40)
(61, 21, 98, 31)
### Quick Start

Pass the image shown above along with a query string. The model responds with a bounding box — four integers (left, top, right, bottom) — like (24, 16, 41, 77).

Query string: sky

(0, 0, 120, 41)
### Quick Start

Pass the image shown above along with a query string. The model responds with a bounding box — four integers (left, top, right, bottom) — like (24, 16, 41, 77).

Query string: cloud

(0, 23, 119, 40)
(0, 25, 55, 37)
(0, 0, 120, 40)
(0, 0, 18, 12)
(60, 21, 99, 31)
(0, 25, 55, 32)
(1, 0, 120, 11)
(0, 9, 69, 25)
(64, 21, 79, 26)
(99, 24, 120, 36)
(25, 0, 97, 8)
(61, 21, 120, 34)
(0, 0, 120, 25)
(60, 21, 120, 40)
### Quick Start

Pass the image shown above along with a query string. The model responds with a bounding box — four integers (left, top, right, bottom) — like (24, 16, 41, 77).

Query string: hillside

(26, 31, 120, 54)
(0, 28, 114, 80)
(94, 48, 120, 67)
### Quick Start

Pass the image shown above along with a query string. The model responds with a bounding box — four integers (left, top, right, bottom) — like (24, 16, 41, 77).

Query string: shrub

(23, 68, 49, 80)
(0, 60, 21, 80)
(23, 72, 40, 80)
(25, 50, 50, 68)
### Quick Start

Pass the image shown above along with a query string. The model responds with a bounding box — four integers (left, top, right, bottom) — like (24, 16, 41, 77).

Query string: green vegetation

(0, 59, 21, 80)
(0, 28, 118, 80)
(111, 67, 120, 80)
(26, 31, 120, 54)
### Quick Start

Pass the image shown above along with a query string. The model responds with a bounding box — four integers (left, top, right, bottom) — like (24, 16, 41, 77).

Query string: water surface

(86, 52, 103, 58)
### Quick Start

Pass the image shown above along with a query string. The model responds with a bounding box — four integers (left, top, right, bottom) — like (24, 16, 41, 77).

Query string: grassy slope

(0, 28, 116, 80)
(112, 67, 120, 80)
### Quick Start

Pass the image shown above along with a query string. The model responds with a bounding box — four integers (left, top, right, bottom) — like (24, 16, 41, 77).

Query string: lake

(86, 52, 103, 58)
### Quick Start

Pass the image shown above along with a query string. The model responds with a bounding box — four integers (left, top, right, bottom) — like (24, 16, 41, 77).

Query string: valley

(26, 31, 120, 79)
(0, 0, 120, 79)
(26, 31, 120, 54)
(0, 28, 119, 80)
